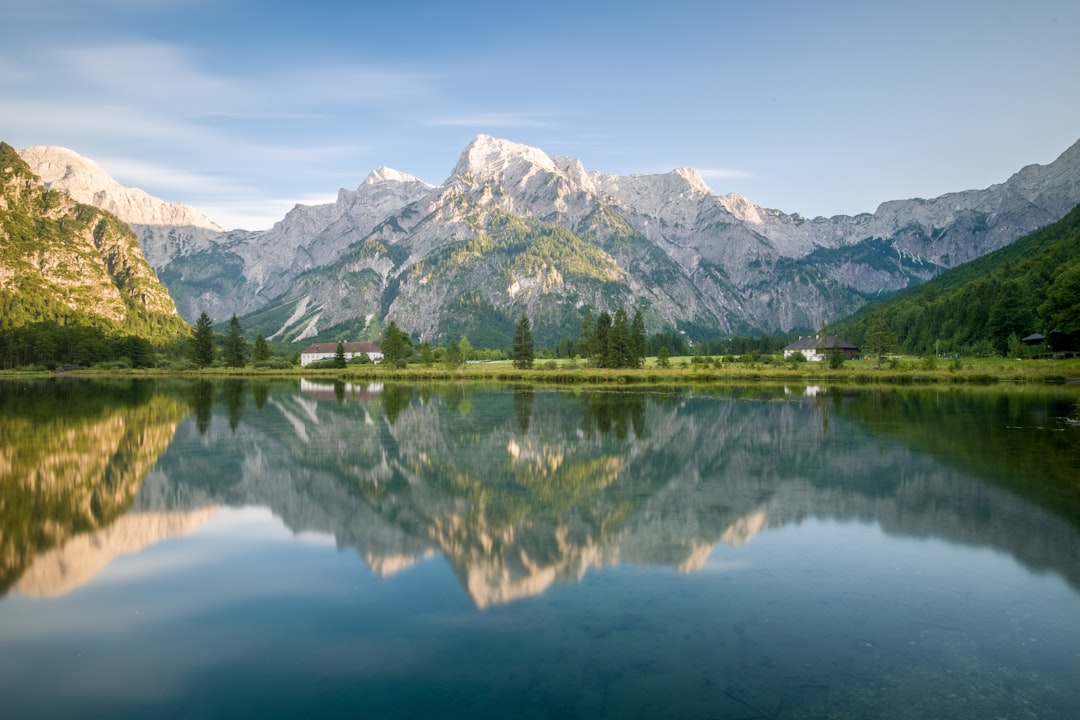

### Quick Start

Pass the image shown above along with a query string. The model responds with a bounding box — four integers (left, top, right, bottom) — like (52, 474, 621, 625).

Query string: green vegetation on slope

(836, 203, 1080, 356)
(0, 141, 190, 353)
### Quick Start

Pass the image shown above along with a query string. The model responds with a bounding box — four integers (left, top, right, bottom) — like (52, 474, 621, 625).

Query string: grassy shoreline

(6, 356, 1080, 389)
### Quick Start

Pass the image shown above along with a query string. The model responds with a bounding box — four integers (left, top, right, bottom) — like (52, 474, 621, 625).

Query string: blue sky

(3, 0, 1078, 230)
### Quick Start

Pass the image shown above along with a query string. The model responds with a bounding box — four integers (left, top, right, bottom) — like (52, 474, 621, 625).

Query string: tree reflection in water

(3, 379, 1078, 605)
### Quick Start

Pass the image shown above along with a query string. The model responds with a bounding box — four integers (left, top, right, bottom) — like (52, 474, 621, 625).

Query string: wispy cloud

(57, 43, 242, 110)
(51, 44, 433, 114)
(94, 156, 243, 196)
(279, 65, 431, 105)
(1, 32, 441, 226)
(197, 111, 331, 121)
(0, 97, 224, 151)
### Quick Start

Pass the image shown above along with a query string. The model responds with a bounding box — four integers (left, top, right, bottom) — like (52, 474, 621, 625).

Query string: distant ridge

(18, 145, 222, 231)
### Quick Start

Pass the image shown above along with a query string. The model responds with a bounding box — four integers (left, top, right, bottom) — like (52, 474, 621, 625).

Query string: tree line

(189, 312, 283, 369)
(0, 305, 799, 371)
(0, 321, 156, 370)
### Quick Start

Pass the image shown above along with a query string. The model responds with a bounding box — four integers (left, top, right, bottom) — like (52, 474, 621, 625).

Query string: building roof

(301, 342, 382, 354)
(783, 335, 859, 351)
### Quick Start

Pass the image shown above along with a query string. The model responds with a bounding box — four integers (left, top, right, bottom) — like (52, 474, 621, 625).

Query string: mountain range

(17, 135, 1080, 347)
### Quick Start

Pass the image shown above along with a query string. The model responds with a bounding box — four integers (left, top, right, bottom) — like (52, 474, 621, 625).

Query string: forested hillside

(0, 142, 190, 368)
(836, 203, 1080, 356)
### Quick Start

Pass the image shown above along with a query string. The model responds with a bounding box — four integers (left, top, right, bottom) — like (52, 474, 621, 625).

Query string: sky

(3, 0, 1078, 230)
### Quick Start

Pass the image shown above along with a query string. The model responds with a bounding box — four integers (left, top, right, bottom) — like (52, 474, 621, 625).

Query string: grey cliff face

(21, 135, 1080, 339)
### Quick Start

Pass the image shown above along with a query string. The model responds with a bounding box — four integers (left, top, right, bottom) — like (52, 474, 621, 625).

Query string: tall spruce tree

(591, 312, 612, 367)
(251, 333, 270, 364)
(223, 314, 248, 368)
(380, 321, 412, 366)
(576, 308, 595, 359)
(191, 311, 215, 368)
(512, 313, 535, 369)
(606, 307, 631, 368)
(630, 309, 647, 368)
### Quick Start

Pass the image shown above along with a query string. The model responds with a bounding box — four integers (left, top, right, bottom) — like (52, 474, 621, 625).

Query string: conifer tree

(630, 309, 647, 368)
(512, 313, 535, 369)
(606, 307, 631, 368)
(191, 311, 215, 368)
(576, 308, 595, 359)
(333, 341, 347, 368)
(591, 312, 612, 367)
(380, 321, 413, 366)
(419, 341, 435, 365)
(251, 333, 270, 364)
(223, 314, 248, 368)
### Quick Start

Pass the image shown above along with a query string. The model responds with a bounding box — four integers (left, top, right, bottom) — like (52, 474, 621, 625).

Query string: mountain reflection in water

(3, 379, 1078, 606)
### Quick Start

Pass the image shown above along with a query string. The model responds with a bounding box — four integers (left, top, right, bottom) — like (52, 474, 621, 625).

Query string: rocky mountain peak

(18, 145, 222, 231)
(451, 134, 558, 182)
(717, 192, 764, 225)
(672, 166, 713, 196)
(363, 166, 427, 186)
(552, 155, 595, 191)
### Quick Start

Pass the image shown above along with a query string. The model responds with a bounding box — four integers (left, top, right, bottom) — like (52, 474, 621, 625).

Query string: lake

(1, 378, 1079, 719)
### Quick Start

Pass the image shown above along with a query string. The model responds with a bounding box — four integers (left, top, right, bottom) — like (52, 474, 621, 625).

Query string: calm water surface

(1, 378, 1079, 719)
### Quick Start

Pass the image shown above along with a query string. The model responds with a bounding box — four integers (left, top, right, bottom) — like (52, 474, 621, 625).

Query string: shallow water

(1, 379, 1078, 718)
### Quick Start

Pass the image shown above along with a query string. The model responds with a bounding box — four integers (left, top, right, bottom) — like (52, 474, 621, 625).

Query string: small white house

(782, 335, 859, 362)
(300, 341, 383, 366)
